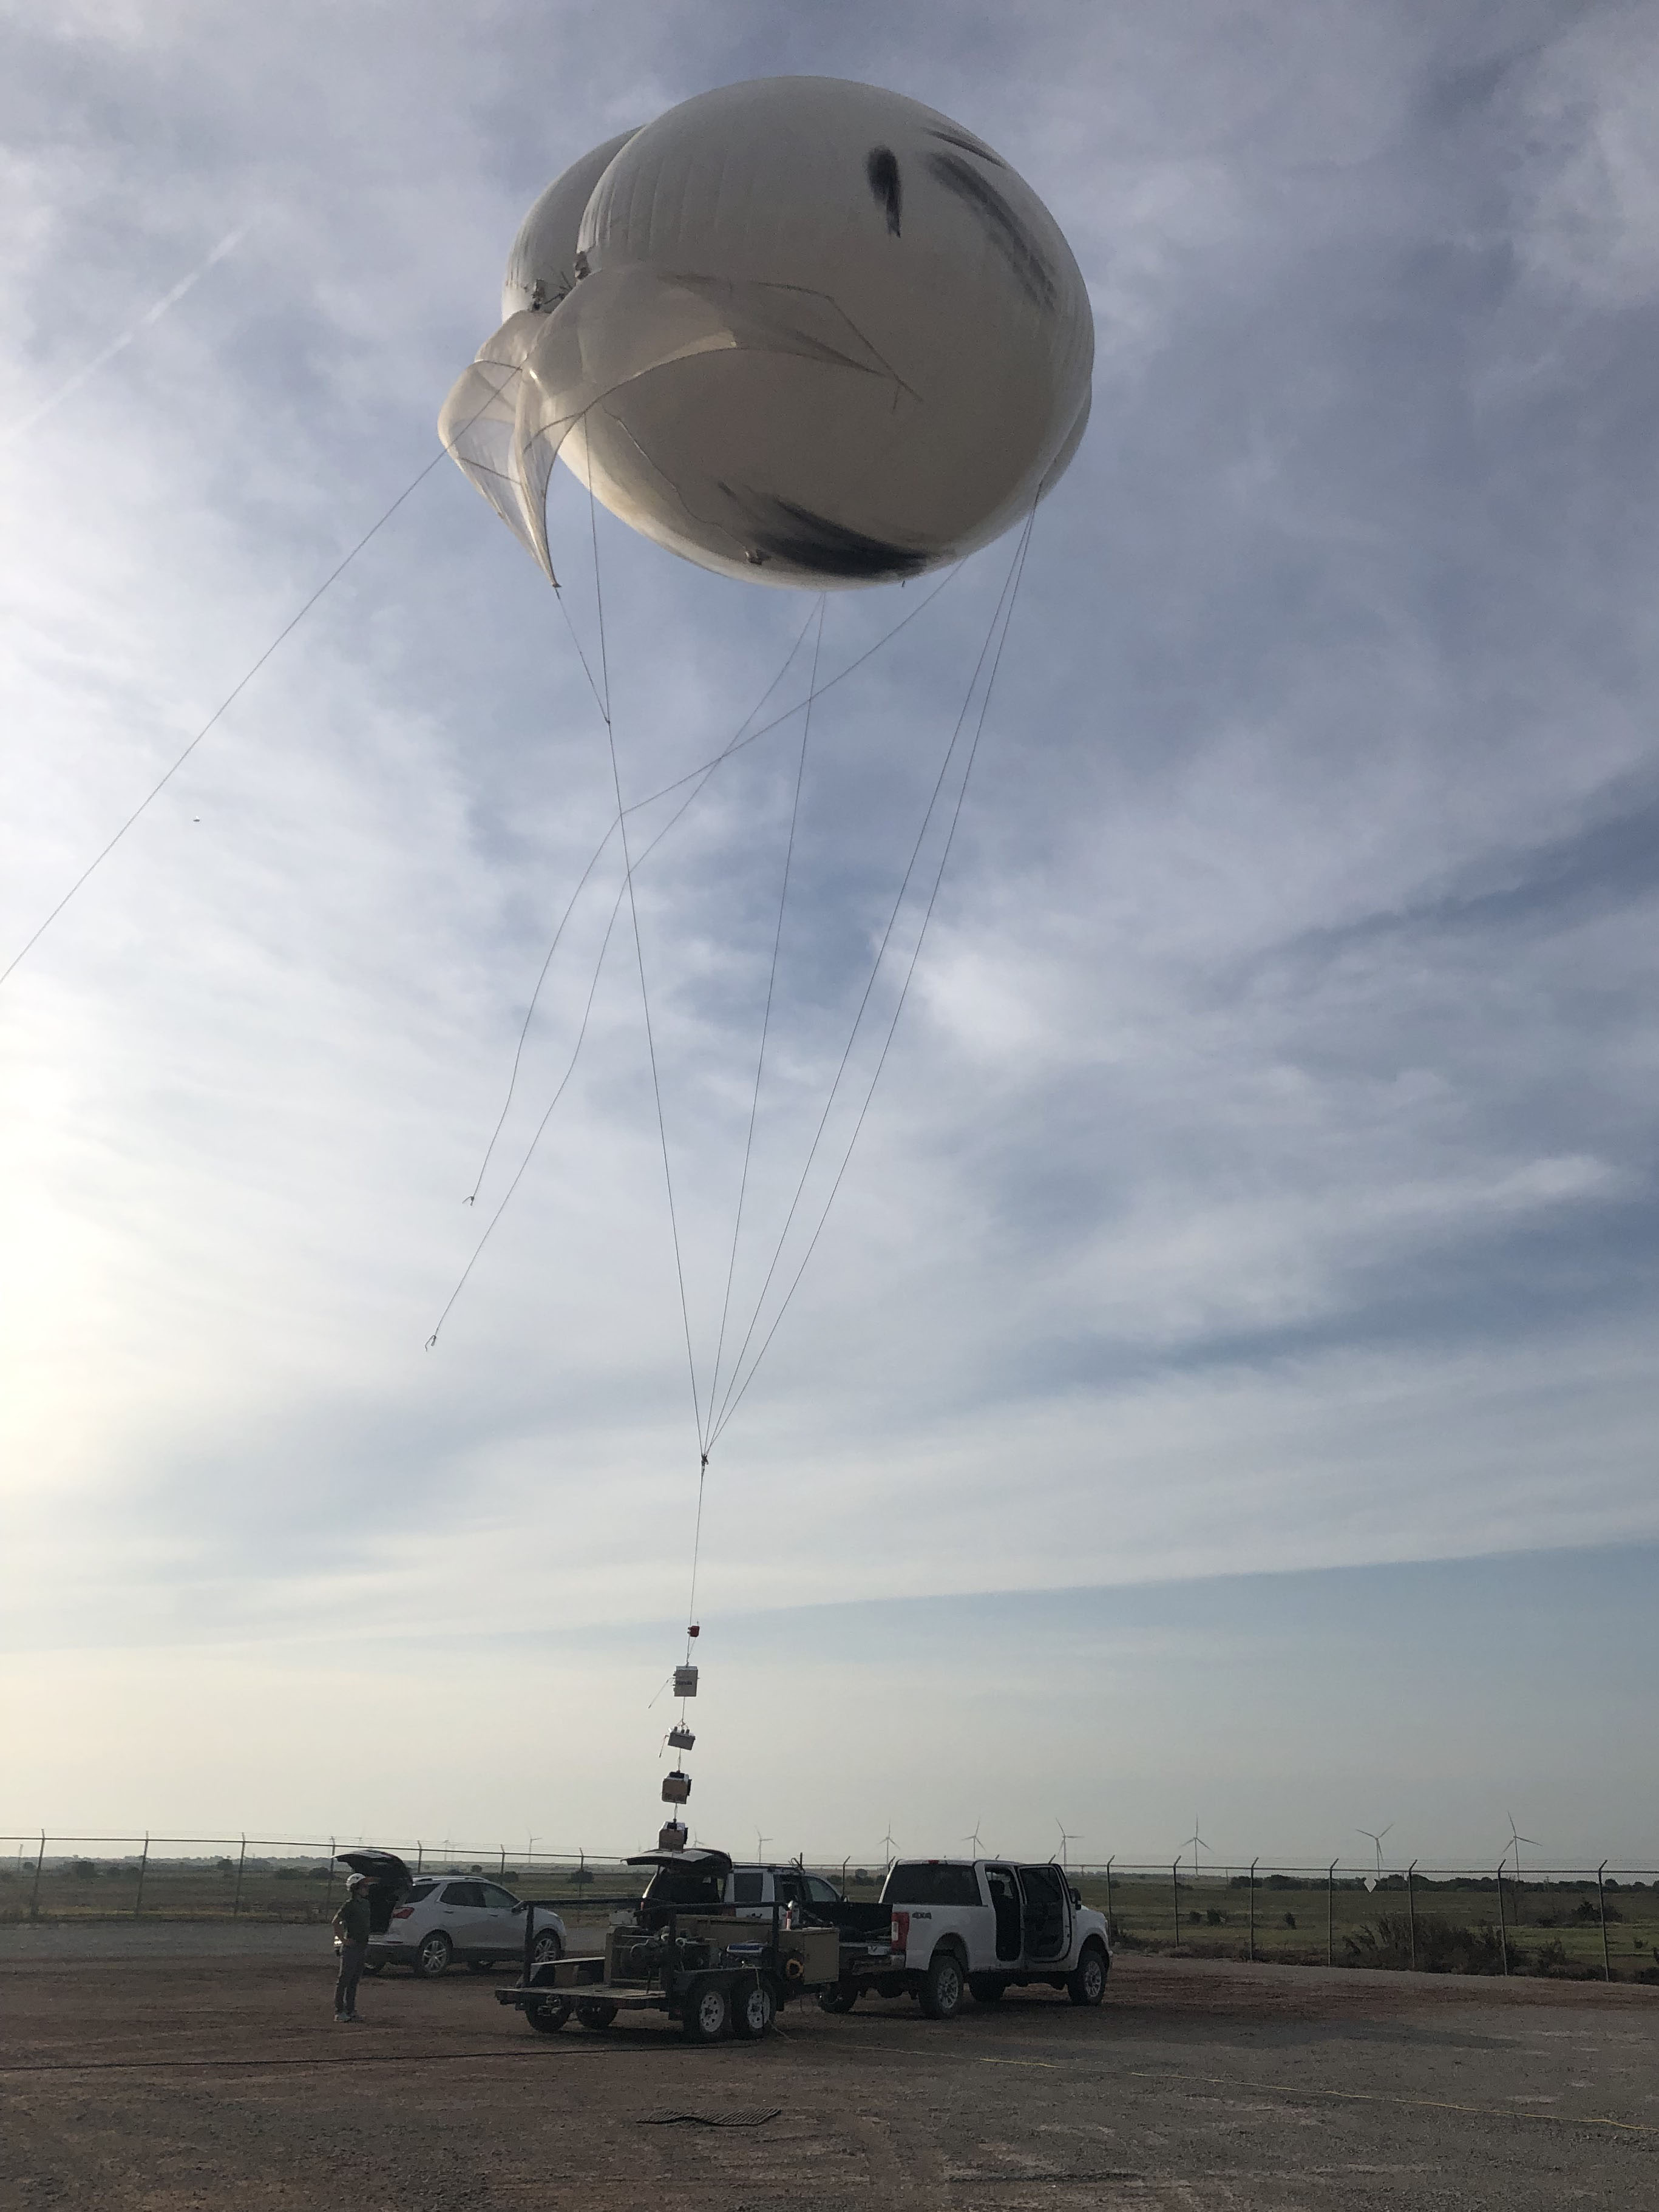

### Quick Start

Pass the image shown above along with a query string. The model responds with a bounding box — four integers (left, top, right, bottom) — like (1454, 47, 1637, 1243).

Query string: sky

(3, 0, 1657, 1872)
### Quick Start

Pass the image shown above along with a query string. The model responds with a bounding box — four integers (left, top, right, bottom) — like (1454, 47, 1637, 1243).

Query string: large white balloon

(441, 78, 1094, 589)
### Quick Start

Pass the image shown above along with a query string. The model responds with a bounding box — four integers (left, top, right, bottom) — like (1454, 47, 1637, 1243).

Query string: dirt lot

(4, 1927, 1656, 2210)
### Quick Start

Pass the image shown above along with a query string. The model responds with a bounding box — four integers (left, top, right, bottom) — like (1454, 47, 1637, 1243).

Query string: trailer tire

(575, 2000, 618, 2030)
(682, 1978, 731, 2043)
(1067, 1942, 1108, 2007)
(526, 1993, 572, 2035)
(919, 1947, 965, 2020)
(731, 1977, 777, 2040)
(968, 1974, 1006, 2004)
(818, 1983, 858, 2014)
(412, 1930, 452, 1978)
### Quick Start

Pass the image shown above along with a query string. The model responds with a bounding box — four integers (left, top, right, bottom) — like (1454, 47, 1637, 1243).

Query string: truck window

(732, 1871, 765, 1905)
(806, 1876, 841, 1905)
(884, 1864, 982, 1907)
(642, 1864, 727, 1909)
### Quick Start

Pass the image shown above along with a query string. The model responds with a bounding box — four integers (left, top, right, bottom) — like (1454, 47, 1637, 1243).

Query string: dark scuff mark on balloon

(925, 151, 1057, 311)
(728, 489, 928, 580)
(925, 124, 1006, 169)
(866, 148, 903, 235)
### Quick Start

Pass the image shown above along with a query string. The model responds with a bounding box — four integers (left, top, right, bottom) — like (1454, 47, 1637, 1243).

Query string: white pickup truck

(820, 1858, 1111, 2019)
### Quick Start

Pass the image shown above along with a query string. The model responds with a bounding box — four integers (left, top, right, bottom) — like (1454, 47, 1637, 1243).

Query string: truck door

(983, 1865, 1023, 1963)
(1014, 1865, 1071, 1962)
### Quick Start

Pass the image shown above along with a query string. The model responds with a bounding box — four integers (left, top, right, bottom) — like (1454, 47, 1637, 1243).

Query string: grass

(1066, 1870, 1659, 1983)
(7, 1855, 1658, 1984)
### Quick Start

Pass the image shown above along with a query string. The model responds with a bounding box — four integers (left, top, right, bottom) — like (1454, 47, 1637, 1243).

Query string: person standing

(331, 1873, 372, 2023)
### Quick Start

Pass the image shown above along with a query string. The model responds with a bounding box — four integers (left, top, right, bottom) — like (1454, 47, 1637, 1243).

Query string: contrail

(2, 221, 253, 447)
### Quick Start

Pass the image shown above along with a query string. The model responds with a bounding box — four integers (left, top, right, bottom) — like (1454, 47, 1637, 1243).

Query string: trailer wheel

(575, 2000, 618, 2030)
(1067, 1942, 1108, 2007)
(919, 1948, 965, 2020)
(412, 1930, 453, 1978)
(731, 1978, 776, 2040)
(682, 1978, 731, 2043)
(969, 1974, 1005, 2004)
(818, 1983, 858, 2014)
(526, 1993, 572, 2035)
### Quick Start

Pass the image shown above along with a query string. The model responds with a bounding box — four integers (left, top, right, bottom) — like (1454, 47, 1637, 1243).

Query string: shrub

(1283, 1912, 1297, 1929)
(67, 1859, 97, 1880)
(1575, 1898, 1619, 1924)
(1342, 1915, 1505, 1975)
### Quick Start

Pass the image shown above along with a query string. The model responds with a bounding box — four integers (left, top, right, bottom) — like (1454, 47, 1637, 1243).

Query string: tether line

(0, 446, 453, 991)
(707, 518, 1034, 1444)
(466, 603, 821, 1207)
(705, 595, 826, 1447)
(585, 416, 704, 1444)
(426, 878, 625, 1348)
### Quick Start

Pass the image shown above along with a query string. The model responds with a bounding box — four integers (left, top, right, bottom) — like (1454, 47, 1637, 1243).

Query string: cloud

(2, 1, 1657, 1839)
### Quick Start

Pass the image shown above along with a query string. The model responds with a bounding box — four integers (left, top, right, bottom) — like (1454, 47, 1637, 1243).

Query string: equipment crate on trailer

(496, 1848, 841, 2043)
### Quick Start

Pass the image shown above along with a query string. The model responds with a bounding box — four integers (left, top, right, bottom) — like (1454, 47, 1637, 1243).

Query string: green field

(1065, 1868, 1659, 1983)
(6, 1851, 1658, 1984)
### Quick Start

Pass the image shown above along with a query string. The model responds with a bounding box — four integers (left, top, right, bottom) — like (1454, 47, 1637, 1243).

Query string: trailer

(495, 1849, 844, 2044)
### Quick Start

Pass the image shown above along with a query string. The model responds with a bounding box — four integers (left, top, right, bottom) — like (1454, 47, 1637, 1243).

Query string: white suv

(367, 1877, 566, 1979)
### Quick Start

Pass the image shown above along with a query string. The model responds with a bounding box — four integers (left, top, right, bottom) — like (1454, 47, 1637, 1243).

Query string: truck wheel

(731, 1978, 776, 2040)
(575, 2000, 618, 2030)
(1067, 1942, 1108, 2007)
(919, 1949, 965, 2020)
(818, 1984, 858, 2014)
(968, 1974, 1006, 2004)
(682, 1978, 730, 2043)
(526, 1993, 572, 2034)
(412, 1930, 453, 1978)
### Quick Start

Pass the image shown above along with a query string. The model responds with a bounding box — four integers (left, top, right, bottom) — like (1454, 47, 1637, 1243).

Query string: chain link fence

(4, 1833, 1655, 1983)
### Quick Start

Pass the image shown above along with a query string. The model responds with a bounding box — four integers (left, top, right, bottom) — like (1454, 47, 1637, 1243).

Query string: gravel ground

(4, 1939, 1655, 2209)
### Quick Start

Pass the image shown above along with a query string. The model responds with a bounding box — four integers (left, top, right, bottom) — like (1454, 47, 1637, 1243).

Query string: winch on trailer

(495, 1848, 843, 2044)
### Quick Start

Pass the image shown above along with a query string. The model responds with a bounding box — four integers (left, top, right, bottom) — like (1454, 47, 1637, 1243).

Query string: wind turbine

(880, 1825, 898, 1871)
(1181, 1823, 1209, 1879)
(1505, 1814, 1539, 1882)
(1056, 1819, 1081, 1871)
(755, 1829, 770, 1862)
(963, 1819, 985, 1855)
(1358, 1825, 1393, 1877)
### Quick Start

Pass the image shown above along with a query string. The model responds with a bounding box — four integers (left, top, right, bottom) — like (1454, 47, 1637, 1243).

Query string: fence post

(29, 1832, 45, 1919)
(499, 1847, 506, 1879)
(133, 1834, 149, 1919)
(324, 1838, 336, 1921)
(1598, 1861, 1610, 1984)
(1407, 1861, 1417, 1970)
(1327, 1860, 1337, 1966)
(1495, 1863, 1508, 1975)
(1248, 1858, 1257, 1962)
(232, 1834, 246, 1918)
(416, 1841, 423, 1876)
(1171, 1862, 1181, 1952)
(1105, 1856, 1114, 1943)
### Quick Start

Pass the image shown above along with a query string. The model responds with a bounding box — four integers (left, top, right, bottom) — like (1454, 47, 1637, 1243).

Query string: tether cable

(426, 878, 626, 1348)
(466, 602, 822, 1206)
(584, 417, 704, 1442)
(705, 595, 826, 1445)
(0, 446, 455, 991)
(706, 517, 1034, 1444)
(708, 513, 1036, 1447)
